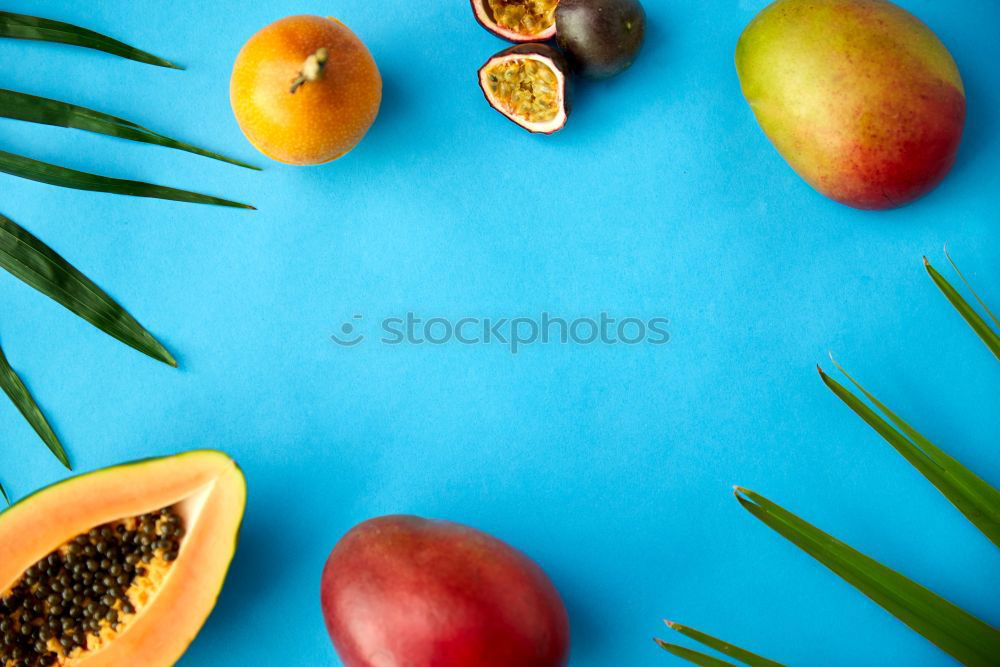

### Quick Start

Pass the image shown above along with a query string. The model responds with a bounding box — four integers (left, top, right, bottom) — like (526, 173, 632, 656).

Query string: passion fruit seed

(0, 506, 185, 666)
(487, 0, 557, 37)
(485, 58, 560, 123)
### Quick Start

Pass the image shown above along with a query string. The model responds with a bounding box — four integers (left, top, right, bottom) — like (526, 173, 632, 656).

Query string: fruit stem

(290, 47, 329, 94)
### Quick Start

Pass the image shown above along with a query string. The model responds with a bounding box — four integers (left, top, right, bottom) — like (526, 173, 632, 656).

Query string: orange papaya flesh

(0, 451, 245, 666)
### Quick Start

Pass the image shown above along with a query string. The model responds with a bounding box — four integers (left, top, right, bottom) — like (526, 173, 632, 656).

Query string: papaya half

(0, 451, 246, 666)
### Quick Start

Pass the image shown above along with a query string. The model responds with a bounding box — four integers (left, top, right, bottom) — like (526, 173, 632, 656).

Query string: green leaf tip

(924, 254, 1000, 360)
(735, 488, 1000, 664)
(655, 639, 740, 666)
(0, 479, 9, 504)
(0, 342, 72, 469)
(0, 213, 178, 368)
(0, 89, 260, 170)
(662, 619, 784, 667)
(821, 358, 1000, 547)
(0, 149, 254, 209)
(942, 247, 1000, 331)
(0, 11, 180, 69)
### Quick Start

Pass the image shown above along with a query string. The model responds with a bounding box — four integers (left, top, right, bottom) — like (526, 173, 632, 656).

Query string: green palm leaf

(0, 342, 70, 469)
(820, 363, 1000, 547)
(0, 479, 8, 504)
(925, 257, 1000, 360)
(660, 622, 783, 667)
(943, 249, 1000, 330)
(735, 488, 1000, 666)
(0, 11, 180, 69)
(0, 150, 254, 209)
(0, 213, 176, 367)
(656, 639, 738, 666)
(0, 89, 258, 170)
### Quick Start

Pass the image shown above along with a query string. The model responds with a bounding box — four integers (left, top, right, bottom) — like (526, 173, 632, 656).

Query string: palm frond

(0, 11, 180, 68)
(820, 362, 1000, 547)
(735, 488, 1000, 665)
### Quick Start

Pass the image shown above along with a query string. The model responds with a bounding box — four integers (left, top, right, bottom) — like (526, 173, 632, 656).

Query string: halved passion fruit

(471, 0, 558, 42)
(479, 44, 570, 134)
(0, 451, 245, 666)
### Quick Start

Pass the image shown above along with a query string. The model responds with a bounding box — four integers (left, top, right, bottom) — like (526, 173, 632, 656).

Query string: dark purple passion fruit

(471, 0, 559, 42)
(479, 44, 571, 134)
(555, 0, 646, 79)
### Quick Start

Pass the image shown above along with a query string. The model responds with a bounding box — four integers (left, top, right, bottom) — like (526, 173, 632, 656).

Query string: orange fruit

(230, 15, 382, 166)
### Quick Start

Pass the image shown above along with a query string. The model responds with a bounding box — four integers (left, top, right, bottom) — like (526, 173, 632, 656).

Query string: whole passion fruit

(472, 0, 559, 42)
(555, 0, 646, 79)
(479, 44, 571, 134)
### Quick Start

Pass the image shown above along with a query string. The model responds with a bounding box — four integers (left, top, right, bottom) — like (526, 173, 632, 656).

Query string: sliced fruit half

(0, 451, 246, 666)
(479, 44, 570, 134)
(471, 0, 559, 42)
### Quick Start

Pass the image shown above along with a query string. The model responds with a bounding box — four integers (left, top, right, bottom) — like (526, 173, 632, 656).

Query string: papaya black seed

(1, 506, 186, 659)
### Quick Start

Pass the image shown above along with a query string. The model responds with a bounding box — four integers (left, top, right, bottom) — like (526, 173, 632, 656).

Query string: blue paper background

(1, 1, 997, 665)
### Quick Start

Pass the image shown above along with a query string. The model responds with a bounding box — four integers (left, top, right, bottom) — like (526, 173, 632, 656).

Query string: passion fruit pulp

(479, 44, 571, 134)
(471, 0, 559, 42)
(556, 0, 646, 79)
